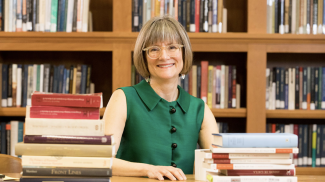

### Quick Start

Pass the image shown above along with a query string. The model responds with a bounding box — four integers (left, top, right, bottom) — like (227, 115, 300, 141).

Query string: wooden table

(3, 173, 325, 182)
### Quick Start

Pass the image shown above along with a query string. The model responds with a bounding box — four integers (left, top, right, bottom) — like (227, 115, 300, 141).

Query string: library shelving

(0, 0, 325, 175)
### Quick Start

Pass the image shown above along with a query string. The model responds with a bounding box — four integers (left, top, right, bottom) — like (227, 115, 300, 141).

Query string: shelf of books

(266, 110, 325, 119)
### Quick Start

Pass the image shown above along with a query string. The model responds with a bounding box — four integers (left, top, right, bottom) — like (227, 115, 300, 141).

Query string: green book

(51, 0, 59, 32)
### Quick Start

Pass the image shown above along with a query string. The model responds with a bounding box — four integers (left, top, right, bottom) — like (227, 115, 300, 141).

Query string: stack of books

(195, 133, 298, 182)
(15, 91, 114, 182)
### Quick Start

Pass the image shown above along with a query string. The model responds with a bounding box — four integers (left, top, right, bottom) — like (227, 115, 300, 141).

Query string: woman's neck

(149, 78, 179, 102)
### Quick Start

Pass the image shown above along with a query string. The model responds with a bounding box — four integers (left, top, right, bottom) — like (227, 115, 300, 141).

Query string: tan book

(155, 0, 160, 16)
(236, 84, 240, 109)
(295, 0, 300, 34)
(318, 0, 323, 33)
(208, 65, 214, 108)
(22, 156, 112, 168)
(285, 0, 290, 33)
(15, 142, 115, 157)
(217, 0, 223, 33)
(222, 8, 227, 33)
(192, 65, 197, 98)
(299, 0, 305, 33)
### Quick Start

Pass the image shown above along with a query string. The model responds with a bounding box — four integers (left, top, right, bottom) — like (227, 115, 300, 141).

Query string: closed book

(206, 174, 297, 182)
(25, 118, 105, 136)
(22, 156, 112, 168)
(210, 145, 299, 154)
(24, 135, 114, 145)
(219, 169, 296, 176)
(31, 92, 102, 108)
(203, 162, 295, 170)
(20, 177, 110, 182)
(27, 106, 100, 120)
(212, 133, 298, 148)
(15, 142, 115, 157)
(205, 153, 291, 159)
(22, 167, 112, 177)
(204, 158, 293, 164)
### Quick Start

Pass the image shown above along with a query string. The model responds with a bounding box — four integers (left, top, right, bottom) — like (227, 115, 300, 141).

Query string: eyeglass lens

(148, 45, 180, 58)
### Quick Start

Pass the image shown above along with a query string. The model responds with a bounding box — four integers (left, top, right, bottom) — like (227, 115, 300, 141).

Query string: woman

(103, 15, 218, 181)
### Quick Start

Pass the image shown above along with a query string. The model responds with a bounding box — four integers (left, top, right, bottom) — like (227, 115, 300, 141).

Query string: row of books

(0, 0, 92, 32)
(265, 67, 325, 110)
(17, 92, 113, 182)
(195, 133, 298, 182)
(0, 64, 95, 108)
(132, 62, 241, 109)
(267, 123, 325, 167)
(132, 0, 228, 33)
(266, 0, 325, 34)
(0, 121, 24, 155)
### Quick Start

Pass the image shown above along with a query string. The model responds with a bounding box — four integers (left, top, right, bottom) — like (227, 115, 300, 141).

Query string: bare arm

(103, 89, 186, 181)
(198, 103, 219, 149)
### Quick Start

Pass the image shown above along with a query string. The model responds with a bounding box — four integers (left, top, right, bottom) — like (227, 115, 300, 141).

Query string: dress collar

(133, 80, 190, 113)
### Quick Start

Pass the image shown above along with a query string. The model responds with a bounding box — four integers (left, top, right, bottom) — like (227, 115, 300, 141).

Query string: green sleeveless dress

(116, 80, 205, 174)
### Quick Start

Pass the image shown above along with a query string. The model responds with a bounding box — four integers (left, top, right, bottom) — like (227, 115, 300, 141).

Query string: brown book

(220, 169, 296, 176)
(200, 61, 209, 104)
(217, 0, 223, 32)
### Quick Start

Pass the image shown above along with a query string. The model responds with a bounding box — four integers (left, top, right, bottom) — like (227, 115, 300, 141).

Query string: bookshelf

(0, 0, 324, 175)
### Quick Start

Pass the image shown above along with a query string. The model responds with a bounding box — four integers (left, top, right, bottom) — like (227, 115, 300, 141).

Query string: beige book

(222, 8, 227, 33)
(299, 0, 305, 33)
(192, 65, 197, 98)
(38, 0, 46, 32)
(217, 0, 223, 33)
(72, 67, 77, 94)
(285, 0, 290, 33)
(296, 0, 300, 34)
(82, 0, 90, 32)
(318, 0, 323, 34)
(22, 156, 112, 168)
(236, 84, 240, 109)
(291, 0, 296, 34)
(25, 118, 105, 136)
(155, 0, 160, 16)
(15, 142, 115, 157)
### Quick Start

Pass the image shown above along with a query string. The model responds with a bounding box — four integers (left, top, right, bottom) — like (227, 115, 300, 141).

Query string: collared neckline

(133, 80, 190, 113)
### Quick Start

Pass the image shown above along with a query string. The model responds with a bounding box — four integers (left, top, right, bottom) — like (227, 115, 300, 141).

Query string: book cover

(31, 92, 102, 108)
(27, 106, 100, 120)
(203, 162, 295, 170)
(219, 169, 296, 176)
(22, 167, 112, 177)
(200, 61, 209, 103)
(20, 177, 110, 182)
(15, 142, 115, 157)
(23, 135, 114, 145)
(210, 145, 299, 154)
(212, 133, 298, 148)
(205, 152, 291, 159)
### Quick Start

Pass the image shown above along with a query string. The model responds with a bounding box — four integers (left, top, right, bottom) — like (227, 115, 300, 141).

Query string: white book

(66, 0, 74, 32)
(82, 0, 90, 32)
(39, 0, 46, 32)
(77, 0, 84, 32)
(222, 8, 227, 33)
(147, 0, 151, 22)
(25, 118, 105, 136)
(206, 174, 297, 182)
(212, 0, 218, 32)
(39, 64, 44, 92)
(4, 0, 9, 32)
(203, 162, 295, 170)
(210, 145, 299, 154)
(12, 0, 17, 32)
(220, 65, 225, 108)
(16, 66, 22, 107)
(204, 158, 293, 164)
(10, 121, 19, 157)
(291, 0, 296, 34)
(22, 156, 112, 168)
(8, 0, 13, 32)
(45, 0, 52, 32)
(143, 0, 147, 25)
(195, 149, 217, 181)
(204, 152, 291, 159)
(27, 65, 33, 106)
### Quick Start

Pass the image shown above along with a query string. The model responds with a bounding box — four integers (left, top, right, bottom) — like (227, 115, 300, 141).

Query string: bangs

(144, 20, 183, 47)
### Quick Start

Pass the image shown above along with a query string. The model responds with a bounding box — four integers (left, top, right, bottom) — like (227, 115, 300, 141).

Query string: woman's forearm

(112, 158, 152, 177)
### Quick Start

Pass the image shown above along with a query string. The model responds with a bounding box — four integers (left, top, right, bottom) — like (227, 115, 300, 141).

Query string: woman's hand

(146, 165, 187, 181)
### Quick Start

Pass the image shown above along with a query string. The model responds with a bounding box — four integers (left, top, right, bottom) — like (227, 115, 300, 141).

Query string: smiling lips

(157, 63, 175, 68)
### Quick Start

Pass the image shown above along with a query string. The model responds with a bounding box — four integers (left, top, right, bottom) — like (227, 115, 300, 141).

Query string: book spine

(302, 67, 307, 109)
(2, 64, 8, 107)
(323, 67, 325, 109)
(209, 153, 290, 159)
(12, 64, 17, 107)
(31, 93, 102, 108)
(28, 106, 100, 119)
(22, 156, 112, 168)
(16, 65, 22, 107)
(208, 175, 297, 182)
(44, 0, 51, 32)
(200, 61, 209, 103)
(25, 118, 105, 136)
(211, 145, 299, 153)
(285, 68, 288, 109)
(221, 169, 295, 176)
(197, 65, 201, 99)
(318, 67, 322, 109)
(308, 124, 313, 166)
(204, 163, 295, 170)
(24, 135, 113, 145)
(310, 67, 315, 110)
(315, 67, 319, 109)
(189, 0, 195, 32)
(20, 178, 112, 182)
(210, 159, 292, 164)
(50, 0, 58, 32)
(195, 0, 200, 32)
(321, 125, 325, 167)
(22, 167, 112, 177)
(22, 65, 28, 107)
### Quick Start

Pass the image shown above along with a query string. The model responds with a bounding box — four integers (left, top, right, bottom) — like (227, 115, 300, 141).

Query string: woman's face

(146, 42, 183, 81)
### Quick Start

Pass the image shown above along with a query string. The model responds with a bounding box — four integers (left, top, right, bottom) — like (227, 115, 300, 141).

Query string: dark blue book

(58, 65, 64, 94)
(80, 65, 88, 94)
(178, 0, 183, 26)
(321, 125, 325, 167)
(295, 67, 300, 109)
(308, 124, 313, 167)
(275, 67, 280, 109)
(57, 0, 67, 32)
(0, 122, 6, 154)
(322, 67, 325, 109)
(315, 67, 319, 109)
(318, 67, 322, 109)
(274, 0, 279, 33)
(20, 178, 110, 182)
(138, 0, 143, 31)
(22, 64, 29, 107)
(181, 0, 187, 30)
(53, 66, 58, 93)
(2, 64, 7, 107)
(62, 68, 67, 93)
(280, 67, 285, 109)
(190, 0, 195, 32)
(310, 67, 315, 110)
(0, 0, 3, 31)
(303, 124, 308, 167)
(279, 124, 285, 133)
(284, 69, 288, 109)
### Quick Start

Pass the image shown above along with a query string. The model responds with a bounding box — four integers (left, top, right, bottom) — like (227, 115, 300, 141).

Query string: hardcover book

(210, 145, 299, 154)
(23, 135, 114, 145)
(22, 167, 112, 177)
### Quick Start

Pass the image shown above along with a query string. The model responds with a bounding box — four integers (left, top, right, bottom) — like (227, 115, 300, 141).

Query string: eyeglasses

(143, 44, 184, 59)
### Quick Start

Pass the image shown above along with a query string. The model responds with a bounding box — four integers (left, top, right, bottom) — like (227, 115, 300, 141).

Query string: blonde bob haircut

(133, 15, 193, 78)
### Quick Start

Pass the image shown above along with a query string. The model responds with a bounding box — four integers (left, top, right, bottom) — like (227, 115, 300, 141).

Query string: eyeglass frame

(142, 44, 184, 59)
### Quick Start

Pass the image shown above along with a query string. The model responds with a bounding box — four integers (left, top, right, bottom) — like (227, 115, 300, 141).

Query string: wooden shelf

(211, 108, 246, 118)
(296, 167, 325, 175)
(266, 110, 325, 119)
(0, 108, 107, 117)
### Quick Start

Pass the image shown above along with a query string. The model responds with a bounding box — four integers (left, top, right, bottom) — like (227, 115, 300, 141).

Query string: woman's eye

(169, 46, 177, 50)
(150, 48, 160, 52)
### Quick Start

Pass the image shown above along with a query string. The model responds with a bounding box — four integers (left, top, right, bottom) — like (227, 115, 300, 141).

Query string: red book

(24, 135, 114, 145)
(220, 169, 296, 176)
(195, 0, 200, 32)
(293, 124, 299, 165)
(28, 106, 100, 120)
(201, 61, 209, 103)
(31, 92, 102, 108)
